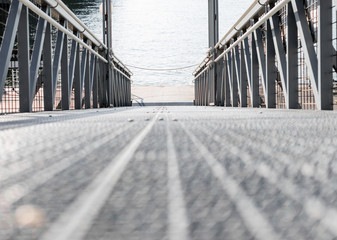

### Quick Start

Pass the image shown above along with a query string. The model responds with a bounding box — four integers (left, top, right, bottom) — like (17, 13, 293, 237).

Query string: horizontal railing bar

(18, 0, 108, 63)
(193, 65, 209, 81)
(112, 55, 133, 76)
(114, 64, 132, 82)
(214, 0, 268, 49)
(44, 0, 107, 50)
(192, 56, 210, 75)
(214, 0, 291, 63)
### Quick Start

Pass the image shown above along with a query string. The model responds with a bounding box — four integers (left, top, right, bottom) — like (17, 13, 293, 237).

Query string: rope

(124, 63, 199, 71)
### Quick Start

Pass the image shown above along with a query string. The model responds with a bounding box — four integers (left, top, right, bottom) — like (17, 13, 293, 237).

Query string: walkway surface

(1, 106, 337, 240)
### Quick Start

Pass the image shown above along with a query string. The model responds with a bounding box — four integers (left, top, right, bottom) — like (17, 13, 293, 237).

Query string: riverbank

(131, 85, 194, 104)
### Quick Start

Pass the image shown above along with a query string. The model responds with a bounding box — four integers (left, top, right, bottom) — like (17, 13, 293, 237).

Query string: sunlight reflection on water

(65, 0, 252, 85)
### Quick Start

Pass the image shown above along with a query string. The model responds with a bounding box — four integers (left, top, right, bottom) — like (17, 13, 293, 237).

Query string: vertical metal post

(254, 28, 267, 103)
(251, 31, 259, 107)
(68, 31, 79, 106)
(85, 51, 91, 109)
(52, 21, 65, 106)
(224, 54, 231, 106)
(231, 49, 238, 107)
(61, 20, 69, 110)
(217, 57, 224, 106)
(74, 39, 82, 109)
(17, 5, 31, 112)
(86, 53, 95, 109)
(266, 21, 276, 108)
(318, 0, 333, 110)
(29, 7, 48, 104)
(287, 3, 298, 109)
(208, 0, 218, 105)
(106, 0, 113, 107)
(240, 41, 248, 107)
(93, 59, 99, 108)
(43, 6, 53, 111)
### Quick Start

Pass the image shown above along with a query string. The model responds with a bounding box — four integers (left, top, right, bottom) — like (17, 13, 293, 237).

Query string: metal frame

(194, 0, 335, 110)
(0, 0, 132, 113)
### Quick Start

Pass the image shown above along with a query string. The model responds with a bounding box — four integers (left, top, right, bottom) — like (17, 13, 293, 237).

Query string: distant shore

(131, 85, 194, 103)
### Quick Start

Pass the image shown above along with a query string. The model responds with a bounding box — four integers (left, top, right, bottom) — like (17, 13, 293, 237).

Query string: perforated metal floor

(1, 106, 337, 240)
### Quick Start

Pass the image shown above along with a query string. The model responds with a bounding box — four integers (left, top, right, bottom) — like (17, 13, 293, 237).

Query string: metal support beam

(231, 50, 238, 107)
(217, 57, 224, 106)
(74, 40, 82, 109)
(317, 0, 333, 110)
(270, 13, 287, 101)
(93, 59, 99, 108)
(208, 0, 218, 105)
(266, 20, 276, 108)
(234, 45, 241, 103)
(250, 32, 260, 107)
(85, 53, 95, 109)
(68, 31, 78, 105)
(208, 0, 219, 48)
(254, 27, 267, 94)
(0, 0, 22, 100)
(30, 7, 48, 103)
(224, 54, 231, 106)
(52, 23, 65, 105)
(17, 5, 30, 112)
(61, 20, 69, 110)
(43, 6, 53, 111)
(286, 3, 298, 109)
(291, 0, 319, 100)
(84, 51, 91, 109)
(240, 41, 248, 107)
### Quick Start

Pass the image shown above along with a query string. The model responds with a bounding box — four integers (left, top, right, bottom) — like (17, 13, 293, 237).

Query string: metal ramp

(1, 106, 337, 240)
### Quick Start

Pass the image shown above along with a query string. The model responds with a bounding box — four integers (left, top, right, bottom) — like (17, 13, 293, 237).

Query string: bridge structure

(194, 0, 337, 110)
(0, 0, 131, 114)
(1, 0, 337, 240)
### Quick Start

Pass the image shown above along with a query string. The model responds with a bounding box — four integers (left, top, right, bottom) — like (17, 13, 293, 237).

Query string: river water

(64, 0, 252, 85)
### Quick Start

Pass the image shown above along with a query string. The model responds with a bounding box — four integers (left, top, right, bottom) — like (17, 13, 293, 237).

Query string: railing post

(74, 39, 82, 109)
(84, 50, 91, 109)
(231, 48, 238, 107)
(286, 3, 298, 109)
(68, 31, 79, 108)
(317, 0, 333, 110)
(266, 19, 276, 108)
(52, 21, 66, 108)
(17, 5, 31, 112)
(29, 6, 48, 106)
(43, 8, 53, 111)
(93, 59, 99, 108)
(61, 20, 70, 110)
(250, 20, 260, 108)
(240, 40, 248, 107)
(208, 0, 218, 105)
(224, 51, 231, 106)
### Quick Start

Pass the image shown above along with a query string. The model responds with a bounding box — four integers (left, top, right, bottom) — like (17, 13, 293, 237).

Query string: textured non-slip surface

(1, 106, 337, 240)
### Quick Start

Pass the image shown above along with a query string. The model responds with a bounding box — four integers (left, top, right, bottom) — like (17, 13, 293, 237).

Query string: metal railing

(0, 0, 131, 114)
(194, 0, 337, 110)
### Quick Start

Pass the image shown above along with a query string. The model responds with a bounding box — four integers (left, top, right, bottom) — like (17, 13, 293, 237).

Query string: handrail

(112, 55, 133, 76)
(18, 0, 108, 63)
(192, 56, 210, 76)
(193, 64, 209, 81)
(214, 0, 268, 49)
(44, 0, 107, 50)
(214, 0, 291, 62)
(114, 64, 132, 81)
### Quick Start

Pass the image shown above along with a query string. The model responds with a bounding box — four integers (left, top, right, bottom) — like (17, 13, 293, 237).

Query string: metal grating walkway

(1, 106, 337, 240)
